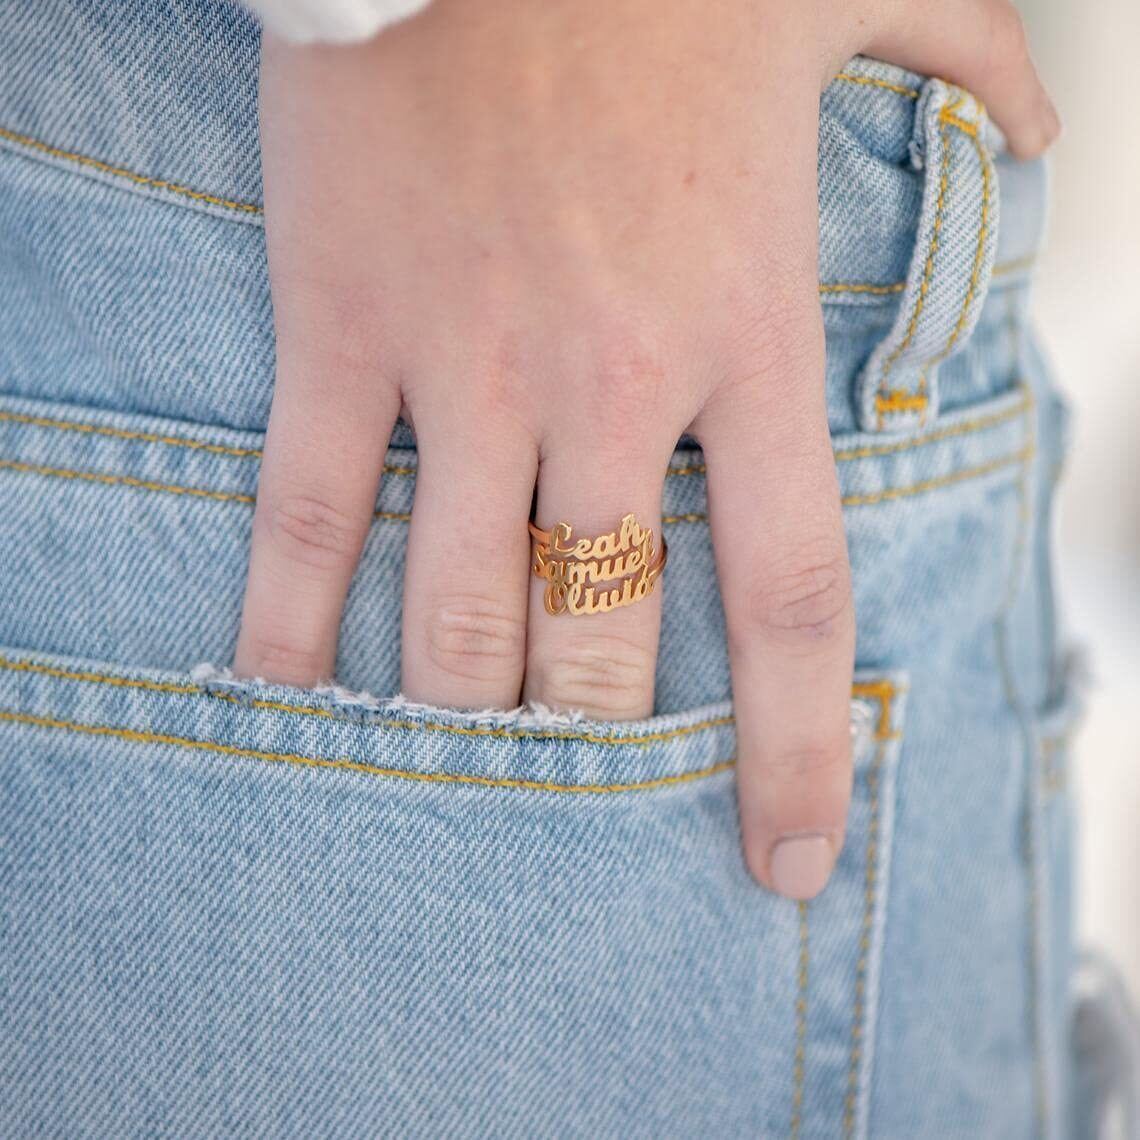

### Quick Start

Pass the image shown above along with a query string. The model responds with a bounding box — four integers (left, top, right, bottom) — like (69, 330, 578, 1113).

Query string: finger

(523, 440, 669, 722)
(862, 0, 1060, 158)
(234, 358, 399, 687)
(399, 411, 537, 710)
(694, 315, 856, 901)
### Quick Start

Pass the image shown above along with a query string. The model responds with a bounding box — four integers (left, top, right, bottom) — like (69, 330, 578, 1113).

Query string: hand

(235, 0, 1057, 898)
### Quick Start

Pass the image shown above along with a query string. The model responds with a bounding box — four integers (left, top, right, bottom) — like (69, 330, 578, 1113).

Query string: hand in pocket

(235, 0, 1057, 897)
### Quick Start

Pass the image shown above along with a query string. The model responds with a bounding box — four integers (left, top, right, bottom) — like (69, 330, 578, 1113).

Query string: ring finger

(523, 441, 672, 721)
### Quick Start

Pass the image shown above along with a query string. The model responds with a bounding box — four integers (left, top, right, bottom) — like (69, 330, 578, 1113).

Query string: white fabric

(245, 0, 434, 44)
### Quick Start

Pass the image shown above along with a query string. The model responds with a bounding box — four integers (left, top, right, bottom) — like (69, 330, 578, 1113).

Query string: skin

(235, 0, 1059, 899)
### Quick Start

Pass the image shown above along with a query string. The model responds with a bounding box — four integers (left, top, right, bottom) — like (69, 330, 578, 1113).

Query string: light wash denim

(0, 2, 1133, 1137)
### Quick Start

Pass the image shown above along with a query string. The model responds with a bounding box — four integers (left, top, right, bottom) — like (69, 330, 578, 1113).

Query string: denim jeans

(0, 2, 1133, 1137)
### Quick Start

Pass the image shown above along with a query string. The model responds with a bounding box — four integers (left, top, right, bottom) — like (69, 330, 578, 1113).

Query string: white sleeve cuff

(245, 0, 434, 44)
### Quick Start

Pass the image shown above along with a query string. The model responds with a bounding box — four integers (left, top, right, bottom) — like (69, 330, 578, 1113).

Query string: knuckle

(259, 493, 362, 572)
(239, 632, 328, 687)
(586, 324, 670, 435)
(423, 596, 527, 684)
(716, 305, 825, 410)
(759, 742, 851, 783)
(529, 635, 655, 719)
(740, 554, 852, 645)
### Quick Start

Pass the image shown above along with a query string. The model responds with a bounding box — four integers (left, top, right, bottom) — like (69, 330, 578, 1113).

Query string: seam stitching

(833, 73, 920, 100)
(0, 707, 736, 794)
(873, 389, 929, 418)
(0, 384, 1009, 482)
(791, 898, 810, 1140)
(0, 445, 1033, 519)
(917, 126, 993, 389)
(874, 111, 953, 420)
(844, 735, 888, 1138)
(0, 656, 900, 746)
(0, 655, 735, 747)
(0, 79, 916, 226)
(992, 379, 1048, 1135)
(833, 391, 1027, 461)
(0, 385, 1025, 476)
(0, 125, 1031, 309)
(0, 457, 257, 504)
(793, 681, 898, 1139)
(0, 409, 263, 457)
(834, 446, 1032, 510)
(0, 125, 262, 216)
(819, 281, 906, 296)
(820, 254, 1032, 301)
(0, 410, 419, 475)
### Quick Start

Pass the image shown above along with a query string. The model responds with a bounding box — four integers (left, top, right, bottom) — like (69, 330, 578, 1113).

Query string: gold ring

(528, 513, 667, 616)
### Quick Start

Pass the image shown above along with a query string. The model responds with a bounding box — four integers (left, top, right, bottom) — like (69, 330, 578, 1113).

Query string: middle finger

(400, 408, 537, 710)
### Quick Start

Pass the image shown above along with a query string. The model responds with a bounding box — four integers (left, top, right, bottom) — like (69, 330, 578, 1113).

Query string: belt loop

(854, 81, 1001, 434)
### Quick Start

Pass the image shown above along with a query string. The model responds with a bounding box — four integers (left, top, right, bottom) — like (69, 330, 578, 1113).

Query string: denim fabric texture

(0, 2, 1102, 1137)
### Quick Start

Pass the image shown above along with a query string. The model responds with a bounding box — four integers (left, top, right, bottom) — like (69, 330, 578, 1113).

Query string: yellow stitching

(819, 281, 906, 296)
(662, 447, 1033, 522)
(0, 409, 263, 457)
(791, 899, 810, 1140)
(874, 115, 952, 419)
(0, 457, 256, 504)
(0, 125, 262, 216)
(664, 388, 1029, 474)
(804, 681, 900, 1138)
(874, 102, 989, 420)
(0, 115, 1036, 306)
(845, 738, 886, 1138)
(0, 445, 1032, 519)
(850, 680, 900, 739)
(0, 656, 200, 695)
(0, 707, 735, 794)
(917, 129, 993, 387)
(821, 255, 1032, 301)
(939, 113, 979, 137)
(873, 389, 929, 417)
(834, 390, 1028, 461)
(0, 654, 735, 747)
(0, 458, 413, 516)
(0, 409, 419, 477)
(833, 73, 920, 100)
(839, 445, 1033, 508)
(0, 653, 902, 750)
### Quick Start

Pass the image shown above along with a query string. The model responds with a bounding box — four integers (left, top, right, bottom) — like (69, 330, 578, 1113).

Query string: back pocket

(0, 645, 907, 1139)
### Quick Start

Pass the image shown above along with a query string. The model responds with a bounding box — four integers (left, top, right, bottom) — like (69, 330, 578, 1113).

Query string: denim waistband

(0, 1, 1045, 437)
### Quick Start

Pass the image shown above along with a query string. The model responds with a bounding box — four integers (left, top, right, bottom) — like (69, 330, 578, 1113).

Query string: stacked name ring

(528, 513, 668, 616)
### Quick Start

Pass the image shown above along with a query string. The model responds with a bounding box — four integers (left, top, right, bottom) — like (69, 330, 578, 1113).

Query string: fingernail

(769, 834, 836, 900)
